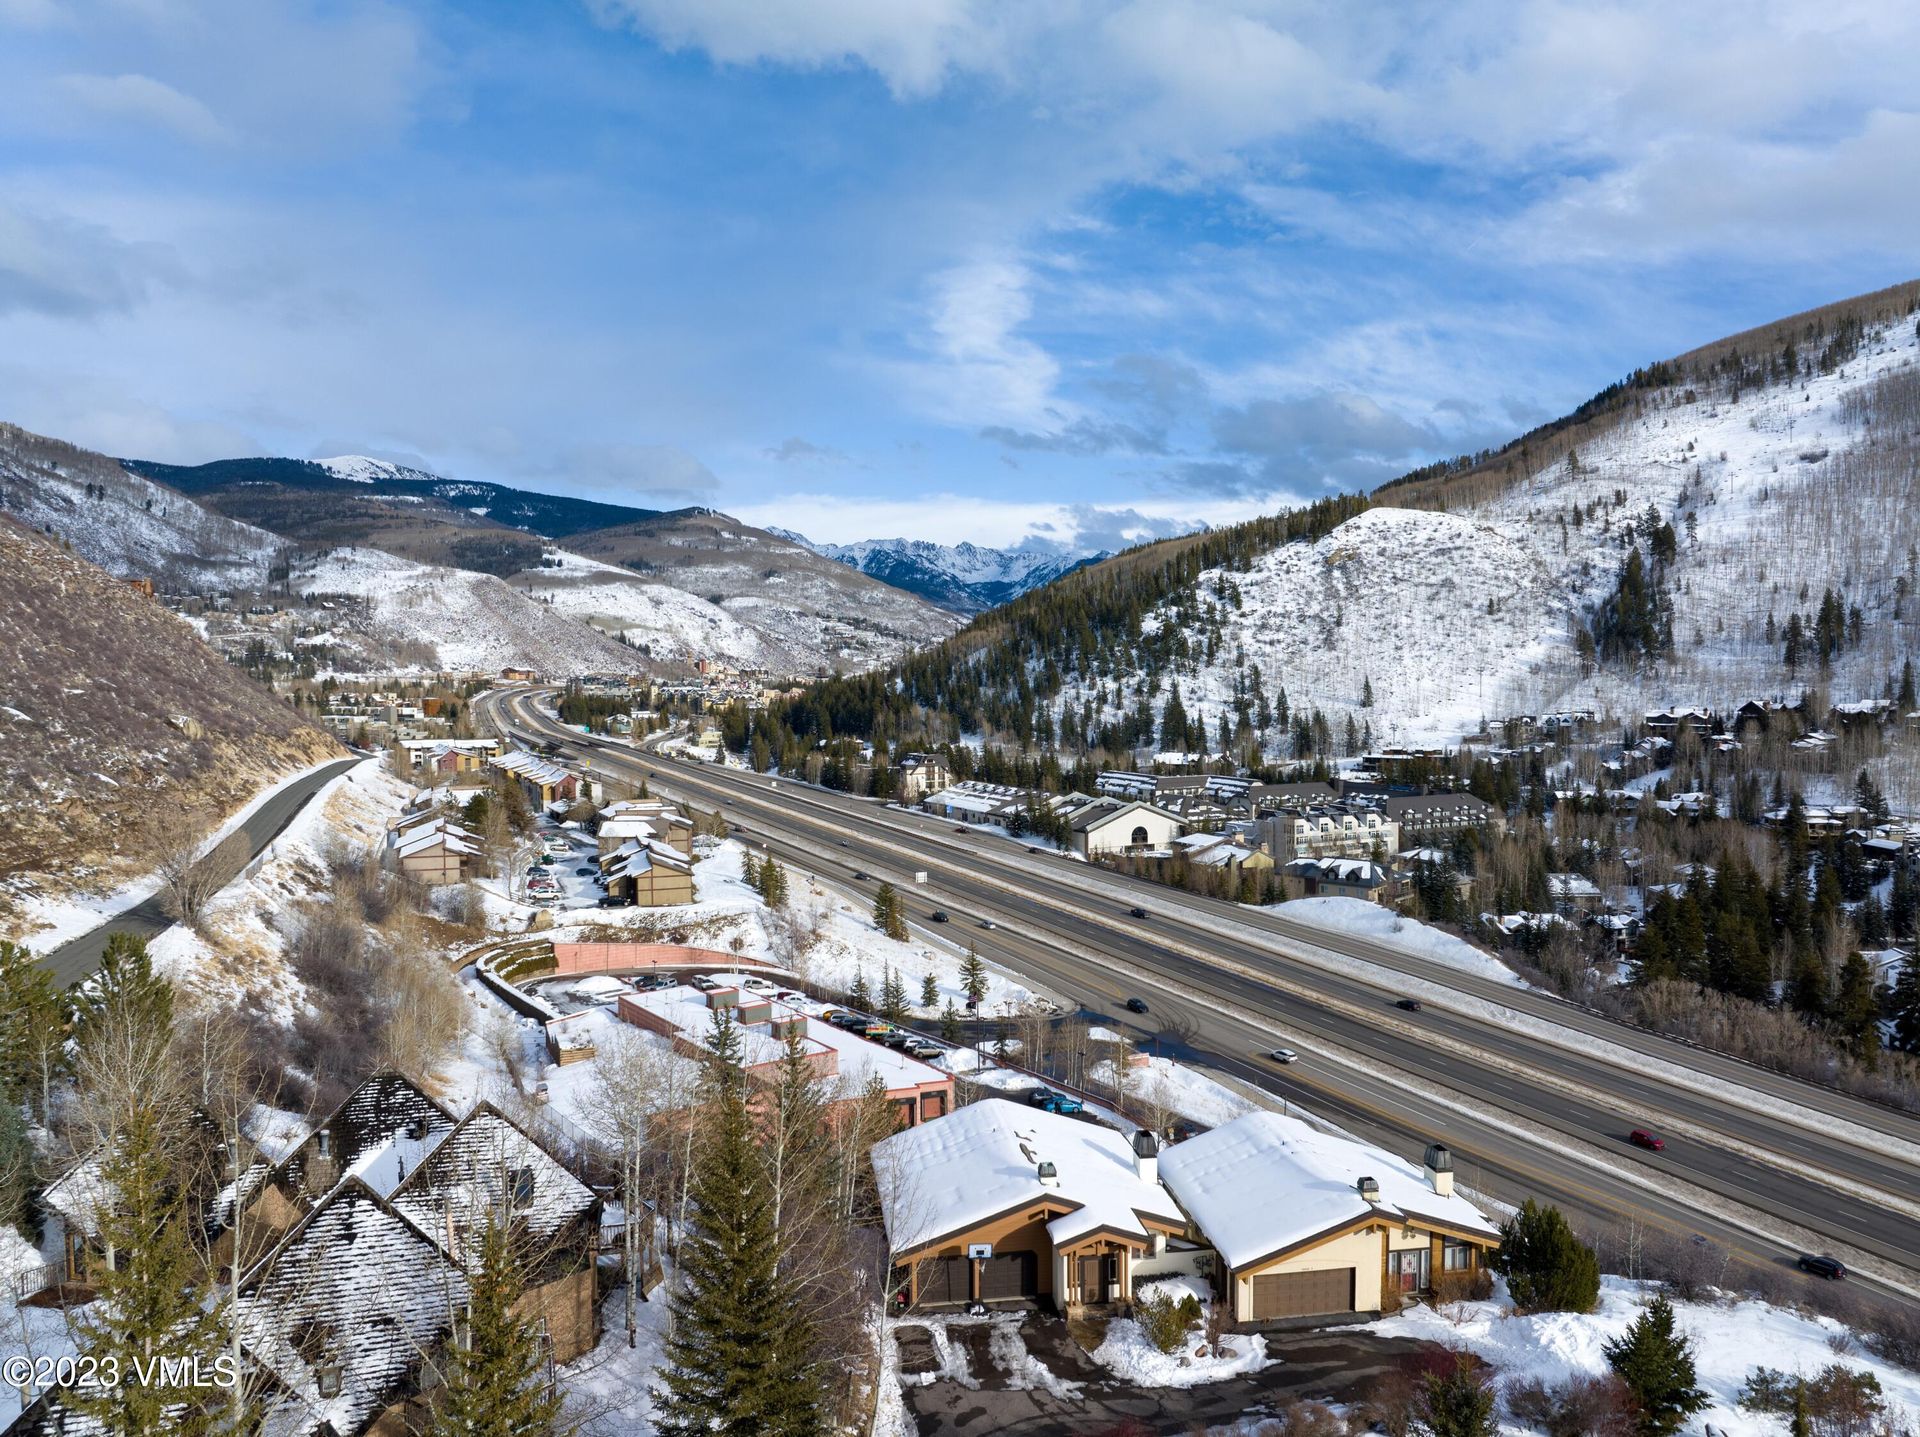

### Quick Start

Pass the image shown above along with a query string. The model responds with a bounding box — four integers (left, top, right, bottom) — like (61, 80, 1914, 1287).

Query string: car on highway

(1128, 906, 1148, 919)
(1268, 1047, 1299, 1064)
(954, 826, 968, 834)
(978, 917, 997, 929)
(852, 871, 869, 880)
(1125, 997, 1149, 1014)
(1026, 846, 1043, 854)
(837, 840, 848, 847)
(1628, 1128, 1666, 1152)
(1396, 998, 1424, 1012)
(929, 910, 950, 923)
(1797, 1254, 1846, 1280)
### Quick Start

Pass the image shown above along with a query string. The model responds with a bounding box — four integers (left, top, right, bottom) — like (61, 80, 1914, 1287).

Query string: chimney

(1131, 1129, 1159, 1185)
(1357, 1176, 1381, 1205)
(1423, 1143, 1454, 1198)
(1036, 1160, 1060, 1188)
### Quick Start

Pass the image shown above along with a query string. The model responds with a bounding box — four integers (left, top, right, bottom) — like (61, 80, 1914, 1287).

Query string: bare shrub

(376, 952, 467, 1077)
(1267, 1400, 1349, 1436)
(153, 821, 250, 932)
(1505, 1373, 1636, 1437)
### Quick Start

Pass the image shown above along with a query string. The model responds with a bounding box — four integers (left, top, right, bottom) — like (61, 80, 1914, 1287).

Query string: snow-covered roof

(390, 1107, 596, 1254)
(1159, 1110, 1497, 1272)
(872, 1098, 1184, 1255)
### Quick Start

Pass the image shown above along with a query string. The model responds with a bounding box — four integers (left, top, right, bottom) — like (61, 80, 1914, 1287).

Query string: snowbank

(1273, 898, 1526, 987)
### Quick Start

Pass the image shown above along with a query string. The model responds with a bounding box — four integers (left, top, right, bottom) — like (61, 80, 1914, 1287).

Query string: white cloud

(0, 199, 182, 316)
(58, 73, 229, 145)
(887, 254, 1067, 427)
(732, 488, 1284, 548)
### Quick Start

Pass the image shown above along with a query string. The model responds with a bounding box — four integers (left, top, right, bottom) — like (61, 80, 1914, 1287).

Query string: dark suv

(1797, 1254, 1846, 1281)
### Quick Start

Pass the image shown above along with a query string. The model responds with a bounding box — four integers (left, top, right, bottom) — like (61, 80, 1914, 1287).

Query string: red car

(1628, 1128, 1666, 1152)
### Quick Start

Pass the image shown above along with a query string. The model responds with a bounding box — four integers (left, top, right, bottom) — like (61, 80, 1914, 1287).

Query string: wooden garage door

(1250, 1268, 1355, 1320)
(978, 1252, 1037, 1300)
(917, 1258, 968, 1305)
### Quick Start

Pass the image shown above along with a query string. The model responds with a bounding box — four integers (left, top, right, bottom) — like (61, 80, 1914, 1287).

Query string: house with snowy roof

(872, 1099, 1193, 1311)
(489, 749, 579, 806)
(596, 798, 694, 857)
(1283, 856, 1393, 902)
(1061, 797, 1186, 857)
(389, 816, 481, 886)
(1158, 1110, 1499, 1326)
(597, 837, 695, 906)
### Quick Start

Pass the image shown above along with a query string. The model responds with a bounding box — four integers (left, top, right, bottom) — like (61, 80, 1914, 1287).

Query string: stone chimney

(1131, 1129, 1159, 1185)
(1423, 1143, 1454, 1199)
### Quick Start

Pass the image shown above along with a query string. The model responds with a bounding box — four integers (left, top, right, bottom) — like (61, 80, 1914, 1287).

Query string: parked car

(1628, 1129, 1666, 1151)
(1269, 1048, 1299, 1064)
(879, 1031, 915, 1051)
(929, 910, 950, 923)
(596, 895, 629, 909)
(575, 866, 596, 876)
(1031, 1091, 1085, 1116)
(636, 974, 676, 991)
(823, 1011, 865, 1029)
(739, 976, 777, 993)
(1396, 999, 1424, 1012)
(1798, 1254, 1847, 1280)
(1125, 997, 1149, 1014)
(1128, 907, 1148, 919)
(690, 975, 722, 992)
(905, 1041, 943, 1060)
(774, 989, 804, 1002)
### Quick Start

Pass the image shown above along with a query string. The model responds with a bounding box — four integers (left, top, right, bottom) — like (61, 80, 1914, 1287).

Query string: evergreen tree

(1603, 1295, 1707, 1437)
(760, 859, 789, 908)
(879, 967, 908, 1025)
(654, 1008, 823, 1437)
(939, 1002, 962, 1043)
(1889, 958, 1920, 1053)
(848, 969, 872, 1013)
(920, 973, 938, 1009)
(73, 933, 173, 1054)
(1855, 769, 1890, 824)
(742, 852, 762, 891)
(64, 1103, 226, 1437)
(959, 945, 988, 1009)
(1420, 1354, 1495, 1437)
(0, 939, 63, 1103)
(1361, 676, 1374, 708)
(1900, 658, 1917, 711)
(871, 882, 907, 941)
(431, 1217, 565, 1437)
(1832, 953, 1879, 1063)
(1490, 1200, 1600, 1313)
(1891, 867, 1918, 940)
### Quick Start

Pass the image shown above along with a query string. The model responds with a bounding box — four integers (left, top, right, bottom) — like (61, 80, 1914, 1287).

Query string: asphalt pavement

(37, 756, 363, 988)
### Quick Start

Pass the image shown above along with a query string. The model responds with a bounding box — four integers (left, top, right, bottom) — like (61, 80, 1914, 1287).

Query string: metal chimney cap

(1423, 1143, 1453, 1173)
(1357, 1176, 1381, 1200)
(1037, 1160, 1058, 1181)
(1132, 1129, 1159, 1158)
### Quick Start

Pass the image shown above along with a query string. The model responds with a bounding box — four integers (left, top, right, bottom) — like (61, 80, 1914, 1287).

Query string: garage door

(978, 1252, 1037, 1301)
(917, 1258, 968, 1306)
(1249, 1268, 1355, 1320)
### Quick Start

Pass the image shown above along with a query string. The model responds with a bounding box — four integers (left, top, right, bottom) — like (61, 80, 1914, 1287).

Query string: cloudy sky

(3, 2, 1917, 550)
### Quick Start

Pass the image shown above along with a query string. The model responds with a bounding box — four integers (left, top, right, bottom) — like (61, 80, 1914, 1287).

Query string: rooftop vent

(1037, 1160, 1060, 1187)
(1358, 1176, 1381, 1203)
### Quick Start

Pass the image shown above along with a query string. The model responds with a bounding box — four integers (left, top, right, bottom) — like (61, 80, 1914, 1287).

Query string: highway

(37, 756, 364, 988)
(479, 689, 1920, 1300)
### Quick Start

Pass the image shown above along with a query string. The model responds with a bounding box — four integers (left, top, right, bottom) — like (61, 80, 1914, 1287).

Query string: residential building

(598, 838, 695, 906)
(490, 749, 580, 807)
(500, 666, 538, 682)
(1379, 792, 1502, 841)
(895, 752, 953, 800)
(1064, 798, 1186, 857)
(920, 780, 1034, 825)
(1264, 807, 1399, 863)
(616, 983, 952, 1126)
(391, 816, 481, 886)
(873, 1100, 1191, 1309)
(596, 800, 695, 859)
(1284, 857, 1392, 902)
(1158, 1111, 1499, 1324)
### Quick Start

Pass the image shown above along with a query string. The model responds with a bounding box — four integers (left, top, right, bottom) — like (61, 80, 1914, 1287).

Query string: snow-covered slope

(0, 423, 281, 588)
(294, 547, 648, 676)
(1043, 296, 1920, 752)
(781, 531, 1101, 614)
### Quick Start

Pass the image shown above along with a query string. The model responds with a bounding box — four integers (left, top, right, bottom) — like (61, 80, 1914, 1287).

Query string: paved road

(481, 692, 1920, 1298)
(38, 757, 364, 988)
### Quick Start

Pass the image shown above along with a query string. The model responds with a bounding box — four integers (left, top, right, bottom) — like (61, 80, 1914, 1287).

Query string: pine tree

(1361, 676, 1374, 707)
(1890, 958, 1920, 1054)
(742, 852, 761, 892)
(64, 1103, 226, 1437)
(1790, 1380, 1812, 1437)
(1491, 1200, 1600, 1313)
(880, 967, 908, 1025)
(959, 945, 988, 1010)
(1900, 658, 1917, 711)
(0, 939, 63, 1103)
(1832, 953, 1880, 1063)
(920, 973, 939, 1009)
(73, 932, 173, 1053)
(848, 969, 872, 1013)
(654, 1008, 823, 1437)
(1419, 1353, 1495, 1437)
(1891, 867, 1918, 941)
(761, 859, 789, 908)
(939, 1002, 962, 1043)
(1604, 1294, 1707, 1437)
(430, 1217, 564, 1437)
(872, 882, 907, 941)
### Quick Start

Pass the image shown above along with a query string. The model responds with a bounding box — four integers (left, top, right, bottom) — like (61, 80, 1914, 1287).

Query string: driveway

(896, 1315, 1441, 1437)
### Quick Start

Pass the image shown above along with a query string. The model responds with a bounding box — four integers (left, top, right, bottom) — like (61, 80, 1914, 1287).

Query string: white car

(738, 976, 777, 993)
(1268, 1048, 1300, 1065)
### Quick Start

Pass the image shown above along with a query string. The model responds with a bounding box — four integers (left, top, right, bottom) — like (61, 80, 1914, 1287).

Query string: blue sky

(3, 2, 1917, 550)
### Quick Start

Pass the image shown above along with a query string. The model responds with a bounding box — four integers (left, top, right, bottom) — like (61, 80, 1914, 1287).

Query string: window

(1443, 1239, 1473, 1272)
(314, 1362, 344, 1400)
(314, 1130, 331, 1159)
(509, 1166, 536, 1207)
(1129, 826, 1149, 846)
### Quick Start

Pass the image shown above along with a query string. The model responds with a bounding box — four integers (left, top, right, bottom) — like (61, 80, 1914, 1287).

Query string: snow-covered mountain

(0, 423, 283, 589)
(776, 531, 1102, 613)
(947, 281, 1920, 754)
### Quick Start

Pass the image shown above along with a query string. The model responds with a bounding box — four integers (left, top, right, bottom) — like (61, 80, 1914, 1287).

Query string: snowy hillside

(1085, 507, 1570, 748)
(784, 531, 1100, 613)
(1459, 314, 1920, 721)
(0, 424, 281, 589)
(1054, 301, 1920, 751)
(294, 547, 648, 676)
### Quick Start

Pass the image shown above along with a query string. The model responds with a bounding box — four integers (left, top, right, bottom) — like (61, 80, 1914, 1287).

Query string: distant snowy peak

(784, 532, 1106, 613)
(317, 455, 442, 486)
